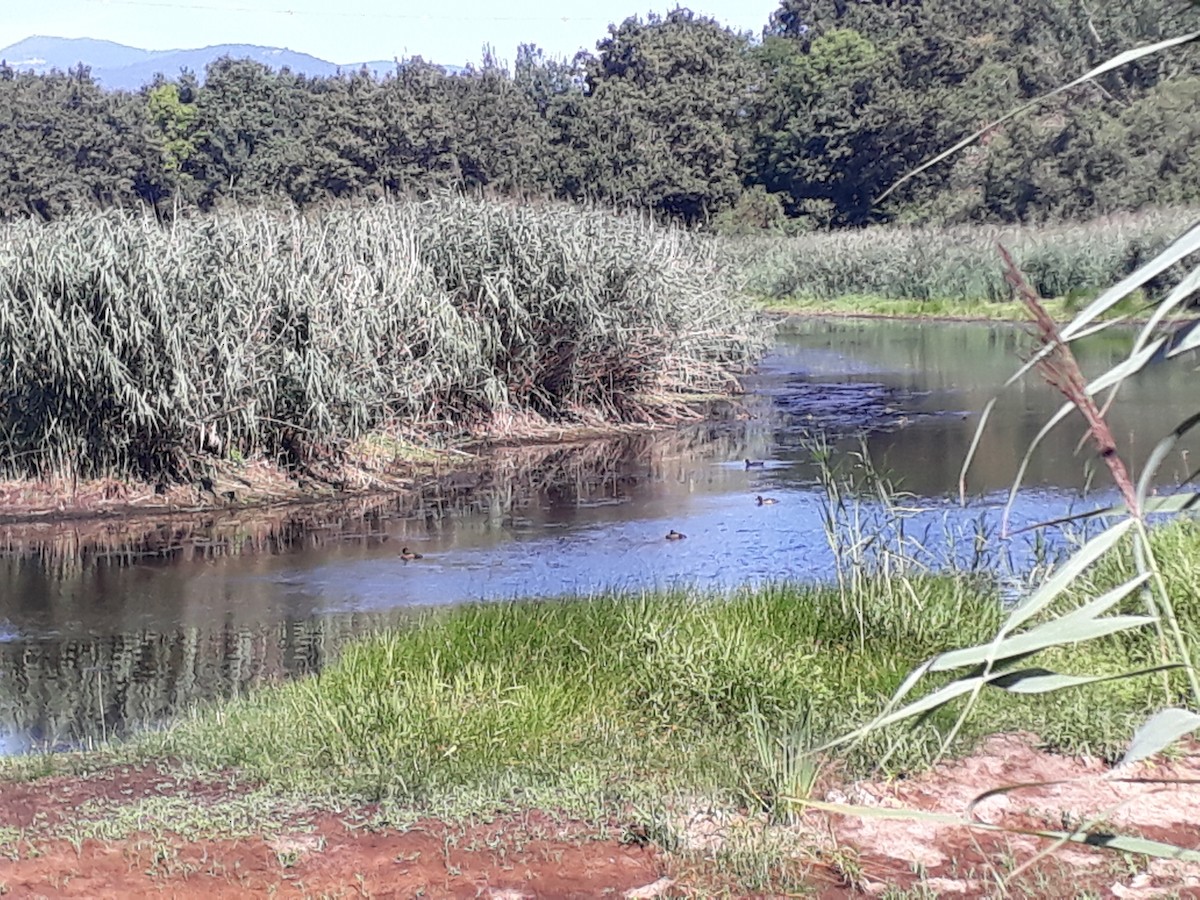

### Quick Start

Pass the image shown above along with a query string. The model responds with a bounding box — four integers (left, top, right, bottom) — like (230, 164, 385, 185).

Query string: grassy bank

(0, 197, 764, 484)
(134, 519, 1200, 820)
(758, 293, 1082, 322)
(730, 206, 1197, 314)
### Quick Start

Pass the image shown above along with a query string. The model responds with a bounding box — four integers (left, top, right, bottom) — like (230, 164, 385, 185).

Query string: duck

(744, 458, 766, 469)
(399, 547, 424, 560)
(756, 495, 779, 506)
(665, 530, 687, 541)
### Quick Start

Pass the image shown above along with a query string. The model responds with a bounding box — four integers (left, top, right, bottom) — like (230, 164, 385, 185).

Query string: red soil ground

(2, 735, 1199, 898)
(0, 766, 664, 898)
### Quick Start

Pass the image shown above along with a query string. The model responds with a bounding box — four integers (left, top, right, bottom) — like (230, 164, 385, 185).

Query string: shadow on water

(2, 319, 1197, 750)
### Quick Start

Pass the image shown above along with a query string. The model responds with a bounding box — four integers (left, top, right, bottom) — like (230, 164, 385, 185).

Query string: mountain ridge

(0, 35, 454, 90)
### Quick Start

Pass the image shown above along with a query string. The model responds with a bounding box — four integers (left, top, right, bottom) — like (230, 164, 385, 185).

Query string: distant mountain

(0, 35, 453, 90)
(1, 36, 154, 72)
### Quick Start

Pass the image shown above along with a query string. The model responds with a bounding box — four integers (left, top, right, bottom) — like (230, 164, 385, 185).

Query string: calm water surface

(1, 319, 1196, 749)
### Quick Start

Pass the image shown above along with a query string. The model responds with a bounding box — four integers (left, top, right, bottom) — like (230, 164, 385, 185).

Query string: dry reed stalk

(998, 243, 1140, 516)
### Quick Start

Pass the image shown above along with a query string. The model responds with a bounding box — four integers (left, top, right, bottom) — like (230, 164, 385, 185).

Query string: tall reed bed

(0, 197, 764, 480)
(730, 207, 1198, 303)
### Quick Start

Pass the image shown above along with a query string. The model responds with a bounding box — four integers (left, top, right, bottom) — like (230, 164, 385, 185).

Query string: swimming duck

(744, 458, 765, 469)
(399, 547, 424, 560)
(756, 495, 779, 506)
(665, 530, 687, 541)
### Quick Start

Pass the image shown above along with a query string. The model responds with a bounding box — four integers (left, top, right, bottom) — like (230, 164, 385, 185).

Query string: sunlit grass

(759, 294, 1078, 321)
(146, 519, 1200, 816)
(156, 578, 995, 812)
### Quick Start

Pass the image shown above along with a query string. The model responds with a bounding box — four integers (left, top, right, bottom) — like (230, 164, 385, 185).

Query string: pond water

(1, 318, 1196, 750)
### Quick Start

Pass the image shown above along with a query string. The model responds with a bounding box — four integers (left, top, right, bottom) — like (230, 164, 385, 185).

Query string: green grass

(757, 293, 1077, 321)
(154, 577, 1000, 810)
(758, 291, 1152, 323)
(135, 518, 1200, 819)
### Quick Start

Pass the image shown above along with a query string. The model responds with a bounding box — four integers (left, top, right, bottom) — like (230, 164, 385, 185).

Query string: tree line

(1, 0, 1197, 229)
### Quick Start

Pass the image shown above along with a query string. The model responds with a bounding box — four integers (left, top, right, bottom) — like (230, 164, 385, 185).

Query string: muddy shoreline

(0, 416, 704, 534)
(0, 409, 733, 565)
(764, 307, 1028, 325)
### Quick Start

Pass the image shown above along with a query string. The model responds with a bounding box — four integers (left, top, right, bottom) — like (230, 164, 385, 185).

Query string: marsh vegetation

(734, 206, 1198, 310)
(0, 197, 762, 485)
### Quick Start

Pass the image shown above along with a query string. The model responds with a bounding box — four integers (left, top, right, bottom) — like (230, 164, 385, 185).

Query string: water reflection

(772, 318, 1200, 495)
(1, 319, 1196, 749)
(0, 614, 414, 753)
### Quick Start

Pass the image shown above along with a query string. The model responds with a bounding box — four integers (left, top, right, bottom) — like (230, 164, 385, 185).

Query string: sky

(1, 0, 783, 66)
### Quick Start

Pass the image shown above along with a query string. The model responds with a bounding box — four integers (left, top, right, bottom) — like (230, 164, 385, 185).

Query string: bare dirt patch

(0, 816, 663, 899)
(0, 763, 247, 831)
(810, 733, 1200, 896)
(0, 768, 663, 899)
(4, 735, 1200, 897)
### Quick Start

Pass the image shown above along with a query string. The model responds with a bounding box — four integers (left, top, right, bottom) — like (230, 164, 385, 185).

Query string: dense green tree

(147, 82, 198, 173)
(753, 0, 1199, 225)
(569, 10, 755, 223)
(513, 45, 588, 198)
(0, 0, 1195, 226)
(373, 60, 461, 193)
(304, 69, 383, 199)
(747, 29, 890, 225)
(186, 59, 321, 205)
(514, 44, 580, 117)
(0, 64, 165, 219)
(450, 48, 552, 195)
(1109, 77, 1200, 207)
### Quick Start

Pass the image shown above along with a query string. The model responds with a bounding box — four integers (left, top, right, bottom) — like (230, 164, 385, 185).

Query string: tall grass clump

(151, 518, 1200, 813)
(127, 449, 1200, 814)
(0, 196, 764, 481)
(730, 206, 1197, 305)
(157, 579, 1003, 808)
